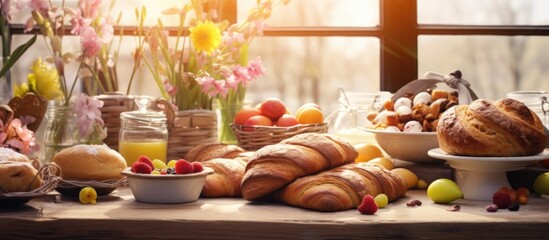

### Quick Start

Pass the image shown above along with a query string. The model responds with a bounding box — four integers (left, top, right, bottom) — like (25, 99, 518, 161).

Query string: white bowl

(363, 129, 441, 163)
(122, 167, 214, 204)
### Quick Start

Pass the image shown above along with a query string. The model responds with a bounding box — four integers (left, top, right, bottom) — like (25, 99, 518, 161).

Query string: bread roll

(437, 98, 548, 156)
(185, 143, 245, 162)
(0, 147, 30, 163)
(0, 161, 43, 192)
(52, 144, 127, 181)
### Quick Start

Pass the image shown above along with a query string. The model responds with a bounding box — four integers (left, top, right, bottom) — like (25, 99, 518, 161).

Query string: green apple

(534, 172, 549, 195)
(427, 178, 463, 204)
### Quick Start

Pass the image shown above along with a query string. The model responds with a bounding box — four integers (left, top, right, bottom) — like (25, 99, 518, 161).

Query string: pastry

(277, 163, 407, 212)
(0, 147, 40, 169)
(184, 143, 245, 162)
(201, 157, 248, 197)
(52, 144, 127, 181)
(437, 98, 547, 156)
(241, 133, 358, 200)
(0, 161, 43, 193)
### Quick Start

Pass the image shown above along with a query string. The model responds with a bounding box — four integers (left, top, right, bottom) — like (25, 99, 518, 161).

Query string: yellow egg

(79, 187, 97, 205)
(391, 168, 419, 189)
(354, 143, 384, 163)
(367, 157, 394, 170)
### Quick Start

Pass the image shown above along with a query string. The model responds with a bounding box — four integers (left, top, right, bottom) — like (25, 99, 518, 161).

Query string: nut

(486, 204, 498, 212)
(447, 204, 460, 212)
(406, 199, 422, 207)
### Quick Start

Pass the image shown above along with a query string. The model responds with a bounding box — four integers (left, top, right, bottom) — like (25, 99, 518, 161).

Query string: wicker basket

(166, 109, 218, 160)
(95, 93, 137, 151)
(231, 123, 328, 150)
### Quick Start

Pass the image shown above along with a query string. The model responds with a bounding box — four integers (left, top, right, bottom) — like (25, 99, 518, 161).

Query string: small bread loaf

(437, 98, 548, 156)
(277, 163, 407, 212)
(201, 157, 248, 197)
(185, 143, 245, 162)
(0, 147, 40, 169)
(52, 144, 127, 181)
(241, 133, 358, 200)
(0, 161, 43, 192)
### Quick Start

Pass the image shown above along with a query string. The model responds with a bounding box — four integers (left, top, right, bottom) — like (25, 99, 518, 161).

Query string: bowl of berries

(123, 157, 214, 204)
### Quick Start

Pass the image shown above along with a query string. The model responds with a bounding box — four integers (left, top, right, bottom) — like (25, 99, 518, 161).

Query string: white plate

(428, 148, 549, 200)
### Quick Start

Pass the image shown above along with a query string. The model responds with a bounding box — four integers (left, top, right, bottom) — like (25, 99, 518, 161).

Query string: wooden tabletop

(1, 187, 548, 240)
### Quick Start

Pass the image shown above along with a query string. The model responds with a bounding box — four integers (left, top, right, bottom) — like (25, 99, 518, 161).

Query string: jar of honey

(119, 96, 168, 166)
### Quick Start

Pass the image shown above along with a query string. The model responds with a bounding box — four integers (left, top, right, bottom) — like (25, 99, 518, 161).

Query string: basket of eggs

(231, 98, 328, 150)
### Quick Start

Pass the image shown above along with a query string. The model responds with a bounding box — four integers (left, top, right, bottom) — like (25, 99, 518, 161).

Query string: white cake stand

(428, 148, 549, 201)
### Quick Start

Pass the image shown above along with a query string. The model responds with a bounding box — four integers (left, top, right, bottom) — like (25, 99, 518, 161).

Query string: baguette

(277, 163, 407, 212)
(241, 133, 358, 200)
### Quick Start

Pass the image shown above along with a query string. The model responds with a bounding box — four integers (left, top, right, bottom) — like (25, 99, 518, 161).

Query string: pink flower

(212, 80, 228, 97)
(232, 65, 251, 86)
(80, 26, 102, 57)
(70, 10, 89, 35)
(99, 19, 114, 43)
(222, 31, 245, 47)
(225, 75, 239, 90)
(28, 0, 48, 12)
(78, 0, 103, 18)
(196, 76, 215, 94)
(163, 79, 177, 96)
(6, 119, 38, 154)
(73, 93, 104, 137)
(1, 0, 25, 22)
(247, 56, 266, 79)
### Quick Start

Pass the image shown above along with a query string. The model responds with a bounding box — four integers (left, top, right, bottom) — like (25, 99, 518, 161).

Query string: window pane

(246, 37, 380, 114)
(238, 0, 379, 27)
(418, 0, 549, 25)
(419, 36, 549, 100)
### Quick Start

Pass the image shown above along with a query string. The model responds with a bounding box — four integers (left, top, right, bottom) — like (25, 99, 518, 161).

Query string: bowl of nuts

(364, 88, 459, 163)
(122, 158, 214, 204)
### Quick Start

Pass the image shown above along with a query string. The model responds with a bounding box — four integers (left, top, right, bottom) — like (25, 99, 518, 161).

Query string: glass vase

(0, 57, 11, 104)
(43, 101, 79, 163)
(215, 99, 250, 145)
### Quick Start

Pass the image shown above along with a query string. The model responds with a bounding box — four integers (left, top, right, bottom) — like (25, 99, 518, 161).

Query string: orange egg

(354, 143, 384, 163)
(234, 108, 262, 125)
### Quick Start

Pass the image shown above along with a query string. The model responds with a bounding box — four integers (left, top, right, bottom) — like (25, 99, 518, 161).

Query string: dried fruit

(492, 191, 512, 209)
(486, 204, 498, 212)
(192, 162, 204, 173)
(79, 187, 97, 205)
(358, 195, 378, 215)
(406, 199, 422, 207)
(447, 204, 460, 212)
(518, 194, 528, 205)
(374, 194, 389, 208)
(175, 159, 194, 174)
(131, 161, 153, 174)
(508, 202, 520, 211)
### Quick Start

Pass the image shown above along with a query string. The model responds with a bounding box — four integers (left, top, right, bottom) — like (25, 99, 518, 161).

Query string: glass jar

(43, 101, 79, 163)
(119, 97, 168, 166)
(507, 91, 549, 128)
(327, 89, 392, 146)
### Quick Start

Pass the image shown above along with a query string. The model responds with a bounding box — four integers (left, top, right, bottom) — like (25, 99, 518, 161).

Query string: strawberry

(492, 191, 512, 209)
(358, 194, 378, 215)
(192, 162, 204, 173)
(175, 159, 194, 174)
(137, 155, 154, 170)
(131, 162, 153, 174)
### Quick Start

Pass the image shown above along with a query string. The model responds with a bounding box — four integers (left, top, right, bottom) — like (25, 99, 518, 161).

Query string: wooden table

(1, 188, 548, 239)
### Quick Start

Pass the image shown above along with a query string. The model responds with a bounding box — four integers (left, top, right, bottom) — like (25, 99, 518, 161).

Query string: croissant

(277, 163, 407, 212)
(437, 98, 547, 156)
(241, 133, 358, 200)
(185, 143, 245, 162)
(201, 157, 248, 197)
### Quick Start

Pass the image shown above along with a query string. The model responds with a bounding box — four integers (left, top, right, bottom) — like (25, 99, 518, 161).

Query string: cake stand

(428, 148, 549, 201)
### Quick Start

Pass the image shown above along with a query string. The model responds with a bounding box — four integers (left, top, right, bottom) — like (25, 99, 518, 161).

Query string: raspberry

(137, 155, 154, 170)
(357, 194, 378, 215)
(175, 159, 194, 174)
(131, 162, 153, 174)
(492, 191, 512, 209)
(192, 162, 204, 173)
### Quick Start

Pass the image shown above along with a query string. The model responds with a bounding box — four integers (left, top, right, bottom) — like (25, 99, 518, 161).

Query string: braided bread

(437, 98, 547, 156)
(276, 163, 407, 212)
(241, 133, 358, 200)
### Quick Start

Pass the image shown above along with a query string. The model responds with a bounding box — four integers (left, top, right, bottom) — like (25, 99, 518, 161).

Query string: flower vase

(215, 99, 250, 145)
(43, 101, 79, 163)
(0, 57, 11, 104)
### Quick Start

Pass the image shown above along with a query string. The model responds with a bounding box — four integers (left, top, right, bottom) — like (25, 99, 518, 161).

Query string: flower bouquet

(138, 0, 287, 147)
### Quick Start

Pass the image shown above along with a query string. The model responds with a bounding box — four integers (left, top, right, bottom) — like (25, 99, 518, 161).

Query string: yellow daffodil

(79, 187, 97, 204)
(27, 58, 63, 100)
(189, 20, 222, 54)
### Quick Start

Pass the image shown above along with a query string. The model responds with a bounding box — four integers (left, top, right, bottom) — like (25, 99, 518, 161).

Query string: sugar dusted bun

(437, 98, 548, 157)
(0, 161, 43, 192)
(53, 144, 127, 181)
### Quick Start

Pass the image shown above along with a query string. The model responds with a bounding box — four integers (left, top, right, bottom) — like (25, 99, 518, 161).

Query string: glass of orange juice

(119, 97, 168, 166)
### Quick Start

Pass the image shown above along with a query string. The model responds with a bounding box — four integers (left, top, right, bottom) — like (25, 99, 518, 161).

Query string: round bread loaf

(437, 98, 547, 157)
(0, 161, 43, 192)
(0, 147, 30, 163)
(52, 144, 127, 181)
